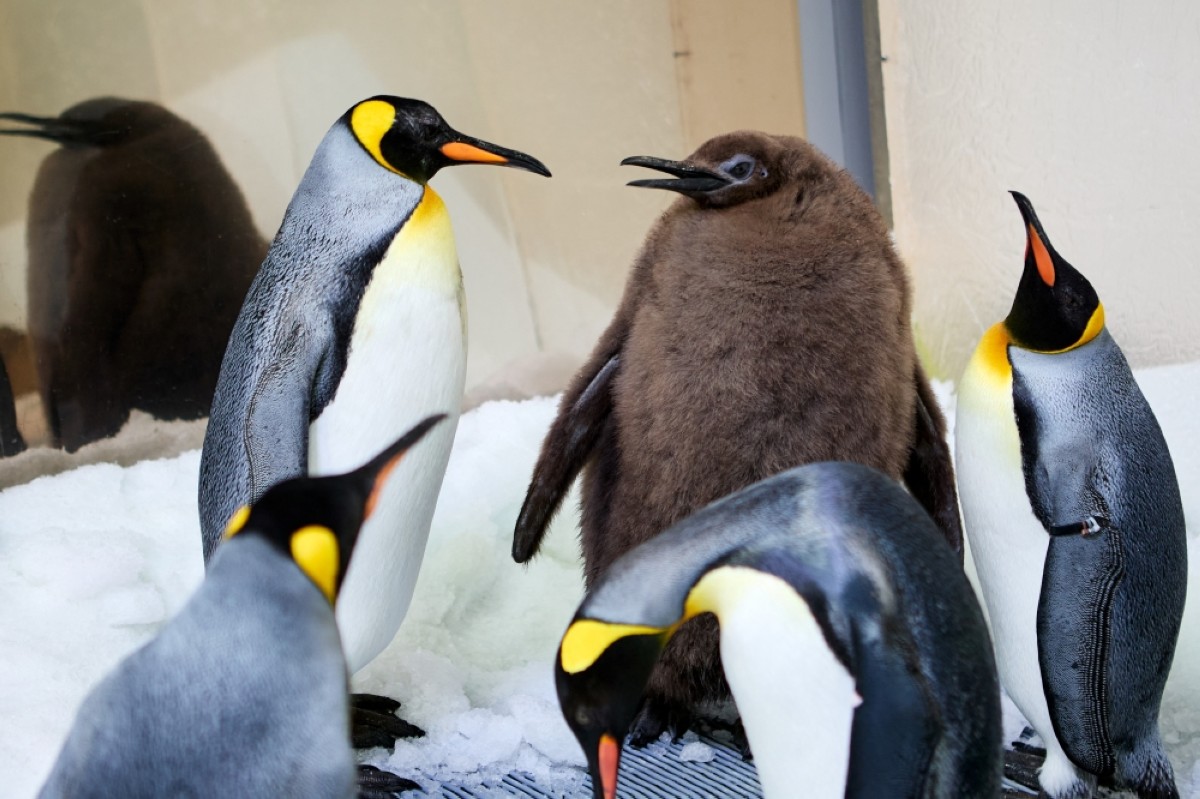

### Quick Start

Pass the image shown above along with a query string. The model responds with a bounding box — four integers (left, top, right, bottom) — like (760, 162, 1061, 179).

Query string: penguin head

(222, 413, 446, 604)
(0, 97, 176, 149)
(556, 618, 670, 799)
(621, 131, 796, 208)
(343, 95, 550, 184)
(1003, 192, 1104, 352)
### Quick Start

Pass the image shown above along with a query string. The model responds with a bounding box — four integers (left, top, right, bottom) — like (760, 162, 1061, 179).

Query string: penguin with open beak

(514, 131, 960, 741)
(198, 96, 549, 749)
(556, 461, 1001, 799)
(38, 415, 445, 799)
(956, 193, 1186, 799)
(0, 98, 266, 451)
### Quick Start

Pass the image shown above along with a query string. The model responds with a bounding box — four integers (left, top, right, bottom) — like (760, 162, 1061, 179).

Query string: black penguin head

(0, 97, 176, 149)
(343, 95, 550, 184)
(556, 620, 667, 799)
(621, 131, 793, 208)
(1004, 192, 1104, 352)
(222, 414, 446, 603)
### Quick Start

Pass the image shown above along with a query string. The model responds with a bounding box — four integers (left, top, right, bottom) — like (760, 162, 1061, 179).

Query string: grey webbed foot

(357, 764, 420, 798)
(351, 693, 424, 750)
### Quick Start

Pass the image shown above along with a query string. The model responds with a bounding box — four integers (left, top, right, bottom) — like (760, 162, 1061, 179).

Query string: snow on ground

(1, 364, 1199, 798)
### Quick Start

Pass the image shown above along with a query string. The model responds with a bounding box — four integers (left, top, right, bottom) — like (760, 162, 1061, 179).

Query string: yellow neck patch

(290, 525, 340, 604)
(350, 99, 403, 176)
(560, 619, 665, 675)
(223, 505, 251, 539)
(969, 322, 1014, 386)
(685, 565, 783, 620)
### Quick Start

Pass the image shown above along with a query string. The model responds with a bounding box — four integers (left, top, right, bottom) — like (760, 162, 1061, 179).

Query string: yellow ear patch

(223, 505, 251, 539)
(290, 525, 340, 604)
(560, 620, 665, 675)
(350, 99, 403, 176)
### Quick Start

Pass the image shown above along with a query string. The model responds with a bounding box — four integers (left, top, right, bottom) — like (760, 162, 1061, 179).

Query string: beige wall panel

(457, 0, 687, 366)
(669, 0, 807, 151)
(879, 0, 1200, 376)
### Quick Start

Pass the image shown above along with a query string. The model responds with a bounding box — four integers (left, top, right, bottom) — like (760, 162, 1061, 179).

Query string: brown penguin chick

(1, 98, 266, 451)
(513, 131, 961, 742)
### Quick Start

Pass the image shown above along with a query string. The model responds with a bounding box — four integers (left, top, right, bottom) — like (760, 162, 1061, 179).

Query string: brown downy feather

(517, 131, 958, 739)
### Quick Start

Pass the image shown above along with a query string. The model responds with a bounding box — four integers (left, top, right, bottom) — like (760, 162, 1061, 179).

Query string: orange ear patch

(1028, 224, 1055, 286)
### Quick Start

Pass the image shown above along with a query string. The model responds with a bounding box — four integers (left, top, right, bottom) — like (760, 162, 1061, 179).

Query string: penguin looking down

(513, 131, 961, 741)
(38, 414, 445, 799)
(0, 98, 266, 451)
(557, 461, 1002, 799)
(956, 193, 1186, 799)
(198, 96, 549, 741)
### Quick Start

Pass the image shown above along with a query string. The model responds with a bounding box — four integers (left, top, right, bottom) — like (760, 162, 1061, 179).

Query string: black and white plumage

(556, 461, 1001, 799)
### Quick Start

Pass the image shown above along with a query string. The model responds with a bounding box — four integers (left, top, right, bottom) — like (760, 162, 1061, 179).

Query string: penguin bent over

(198, 96, 549, 724)
(556, 461, 1002, 799)
(38, 415, 445, 799)
(0, 98, 266, 451)
(956, 192, 1186, 799)
(513, 131, 961, 740)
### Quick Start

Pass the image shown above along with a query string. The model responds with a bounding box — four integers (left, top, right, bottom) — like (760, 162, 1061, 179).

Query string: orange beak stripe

(598, 734, 620, 799)
(441, 141, 508, 164)
(364, 452, 407, 520)
(1028, 223, 1055, 287)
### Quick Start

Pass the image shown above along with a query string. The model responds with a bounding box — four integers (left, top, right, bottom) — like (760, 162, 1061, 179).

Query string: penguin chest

(955, 328, 1054, 739)
(694, 567, 856, 798)
(308, 188, 466, 670)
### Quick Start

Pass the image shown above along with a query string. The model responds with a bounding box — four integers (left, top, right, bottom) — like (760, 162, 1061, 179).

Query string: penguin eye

(721, 155, 756, 181)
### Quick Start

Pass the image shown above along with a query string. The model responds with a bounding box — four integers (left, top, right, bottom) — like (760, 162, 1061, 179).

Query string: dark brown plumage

(2, 98, 266, 451)
(513, 131, 960, 740)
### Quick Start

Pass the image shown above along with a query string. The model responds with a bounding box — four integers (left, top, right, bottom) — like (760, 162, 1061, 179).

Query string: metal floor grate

(399, 735, 763, 798)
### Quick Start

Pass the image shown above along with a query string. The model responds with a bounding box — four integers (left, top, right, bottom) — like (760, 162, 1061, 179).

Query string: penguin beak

(594, 733, 622, 799)
(358, 413, 448, 520)
(621, 155, 731, 196)
(0, 112, 119, 147)
(440, 133, 551, 177)
(1010, 191, 1059, 288)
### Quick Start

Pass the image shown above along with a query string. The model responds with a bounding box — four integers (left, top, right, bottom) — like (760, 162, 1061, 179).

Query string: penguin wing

(242, 322, 320, 503)
(1012, 371, 1120, 775)
(901, 363, 963, 559)
(512, 350, 620, 563)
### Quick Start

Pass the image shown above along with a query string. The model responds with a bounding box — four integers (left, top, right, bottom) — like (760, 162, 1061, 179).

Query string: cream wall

(0, 0, 806, 393)
(878, 0, 1200, 378)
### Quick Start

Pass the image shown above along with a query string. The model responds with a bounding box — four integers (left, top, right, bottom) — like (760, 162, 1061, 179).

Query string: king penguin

(0, 98, 266, 450)
(556, 461, 1002, 799)
(198, 96, 549, 730)
(956, 192, 1186, 799)
(513, 131, 961, 740)
(38, 414, 445, 799)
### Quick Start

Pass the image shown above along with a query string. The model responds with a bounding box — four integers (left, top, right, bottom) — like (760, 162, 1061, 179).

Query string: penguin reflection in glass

(557, 462, 1001, 799)
(956, 193, 1186, 799)
(199, 97, 549, 743)
(513, 132, 961, 740)
(39, 415, 444, 799)
(0, 98, 266, 451)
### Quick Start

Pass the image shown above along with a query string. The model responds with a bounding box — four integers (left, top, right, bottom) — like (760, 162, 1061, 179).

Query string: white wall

(879, 0, 1200, 377)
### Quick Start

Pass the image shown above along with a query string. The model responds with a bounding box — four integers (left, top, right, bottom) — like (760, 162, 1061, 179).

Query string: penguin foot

(1004, 746, 1045, 793)
(357, 764, 420, 798)
(628, 696, 695, 748)
(351, 693, 424, 750)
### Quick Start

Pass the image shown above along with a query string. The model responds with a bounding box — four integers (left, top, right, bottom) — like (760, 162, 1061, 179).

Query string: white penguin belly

(308, 187, 466, 672)
(956, 357, 1080, 791)
(696, 566, 856, 799)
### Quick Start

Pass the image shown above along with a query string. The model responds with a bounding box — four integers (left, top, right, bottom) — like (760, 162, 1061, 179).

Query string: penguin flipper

(242, 323, 315, 505)
(902, 363, 963, 558)
(1037, 519, 1124, 778)
(512, 350, 620, 563)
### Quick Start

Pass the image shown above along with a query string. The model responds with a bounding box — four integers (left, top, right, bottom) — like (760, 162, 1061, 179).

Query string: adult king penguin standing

(199, 96, 549, 742)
